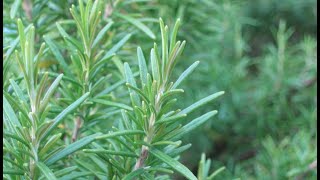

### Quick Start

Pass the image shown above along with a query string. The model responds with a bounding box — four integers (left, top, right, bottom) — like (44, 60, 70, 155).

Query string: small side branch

(134, 145, 149, 170)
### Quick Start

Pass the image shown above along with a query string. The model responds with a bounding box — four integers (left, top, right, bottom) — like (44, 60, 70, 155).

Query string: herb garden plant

(3, 0, 225, 179)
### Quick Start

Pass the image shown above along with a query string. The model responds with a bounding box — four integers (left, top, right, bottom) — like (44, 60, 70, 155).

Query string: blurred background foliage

(3, 0, 317, 179)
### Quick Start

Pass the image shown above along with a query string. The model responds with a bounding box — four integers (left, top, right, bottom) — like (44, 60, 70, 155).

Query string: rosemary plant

(45, 0, 132, 142)
(3, 19, 98, 179)
(83, 18, 224, 179)
(3, 0, 316, 179)
(3, 1, 225, 179)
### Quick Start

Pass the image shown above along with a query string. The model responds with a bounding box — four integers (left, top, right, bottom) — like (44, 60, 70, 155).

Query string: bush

(3, 0, 317, 179)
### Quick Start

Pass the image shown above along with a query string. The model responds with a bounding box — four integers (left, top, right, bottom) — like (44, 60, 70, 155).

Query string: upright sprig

(3, 19, 96, 179)
(197, 153, 226, 180)
(86, 18, 224, 179)
(53, 0, 132, 142)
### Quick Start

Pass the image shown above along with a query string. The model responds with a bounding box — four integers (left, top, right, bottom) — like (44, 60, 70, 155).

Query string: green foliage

(134, 0, 317, 179)
(3, 0, 317, 179)
(3, 0, 224, 179)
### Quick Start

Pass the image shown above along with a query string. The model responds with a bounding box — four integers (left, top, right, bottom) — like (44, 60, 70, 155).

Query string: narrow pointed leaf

(54, 166, 78, 177)
(83, 149, 138, 157)
(150, 48, 160, 82)
(39, 74, 64, 112)
(3, 169, 24, 175)
(179, 91, 224, 115)
(9, 79, 27, 103)
(92, 21, 114, 48)
(43, 35, 71, 76)
(92, 99, 133, 111)
(156, 114, 187, 124)
(36, 162, 58, 180)
(149, 148, 197, 180)
(116, 13, 156, 39)
(170, 18, 181, 52)
(103, 34, 131, 59)
(172, 111, 218, 140)
(60, 172, 93, 180)
(56, 22, 83, 51)
(4, 132, 29, 147)
(172, 61, 200, 89)
(96, 130, 145, 139)
(123, 168, 145, 180)
(207, 167, 226, 179)
(10, 0, 21, 19)
(124, 63, 140, 105)
(46, 133, 101, 165)
(3, 96, 21, 128)
(137, 47, 148, 85)
(96, 79, 126, 97)
(41, 92, 90, 141)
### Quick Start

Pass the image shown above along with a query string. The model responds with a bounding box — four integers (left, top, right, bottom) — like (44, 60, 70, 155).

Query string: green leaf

(123, 168, 145, 180)
(60, 172, 93, 180)
(9, 79, 27, 103)
(207, 167, 226, 180)
(34, 43, 46, 80)
(124, 62, 140, 106)
(171, 111, 218, 140)
(56, 22, 83, 52)
(39, 74, 64, 113)
(170, 18, 181, 52)
(149, 147, 197, 180)
(3, 157, 23, 170)
(137, 47, 148, 85)
(159, 89, 184, 104)
(10, 0, 21, 19)
(17, 19, 26, 55)
(74, 159, 106, 179)
(167, 143, 192, 157)
(3, 95, 21, 128)
(147, 167, 174, 174)
(172, 61, 200, 89)
(92, 99, 133, 111)
(4, 131, 29, 147)
(179, 91, 224, 115)
(54, 166, 78, 177)
(96, 79, 126, 97)
(152, 140, 181, 146)
(3, 169, 24, 175)
(43, 35, 71, 76)
(150, 48, 160, 82)
(126, 83, 150, 103)
(116, 13, 156, 39)
(83, 149, 138, 157)
(159, 18, 169, 75)
(39, 133, 62, 158)
(41, 92, 90, 141)
(103, 33, 132, 59)
(90, 53, 115, 76)
(156, 114, 187, 124)
(5, 24, 31, 61)
(36, 162, 58, 180)
(96, 130, 145, 139)
(46, 133, 101, 165)
(92, 21, 114, 48)
(45, 72, 82, 87)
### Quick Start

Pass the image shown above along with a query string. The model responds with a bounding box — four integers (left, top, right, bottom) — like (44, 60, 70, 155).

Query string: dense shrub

(3, 0, 317, 179)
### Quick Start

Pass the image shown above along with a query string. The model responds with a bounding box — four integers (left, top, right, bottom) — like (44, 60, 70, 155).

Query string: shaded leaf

(36, 162, 58, 180)
(179, 91, 224, 115)
(116, 13, 156, 39)
(46, 133, 101, 165)
(149, 147, 197, 180)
